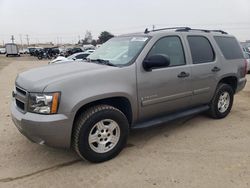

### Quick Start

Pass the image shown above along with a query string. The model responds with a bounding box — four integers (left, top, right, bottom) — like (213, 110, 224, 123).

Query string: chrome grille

(16, 87, 27, 96)
(16, 99, 25, 111)
(14, 86, 28, 112)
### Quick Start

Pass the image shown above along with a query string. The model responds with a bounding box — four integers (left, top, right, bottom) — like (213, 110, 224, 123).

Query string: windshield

(87, 36, 149, 66)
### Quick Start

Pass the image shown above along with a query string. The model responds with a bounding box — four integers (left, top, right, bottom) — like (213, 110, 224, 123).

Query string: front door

(137, 35, 193, 121)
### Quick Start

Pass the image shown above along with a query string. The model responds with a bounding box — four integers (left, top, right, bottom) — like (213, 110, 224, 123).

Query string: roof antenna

(144, 28, 149, 34)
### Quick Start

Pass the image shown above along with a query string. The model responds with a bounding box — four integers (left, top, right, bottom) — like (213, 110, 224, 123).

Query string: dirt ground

(0, 55, 250, 188)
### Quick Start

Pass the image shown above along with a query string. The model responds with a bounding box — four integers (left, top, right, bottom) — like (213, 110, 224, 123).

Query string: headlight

(28, 92, 60, 114)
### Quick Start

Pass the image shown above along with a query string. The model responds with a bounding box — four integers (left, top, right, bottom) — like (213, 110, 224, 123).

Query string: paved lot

(0, 55, 250, 188)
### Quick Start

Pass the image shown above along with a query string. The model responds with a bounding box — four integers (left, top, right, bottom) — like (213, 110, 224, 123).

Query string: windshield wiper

(88, 58, 117, 67)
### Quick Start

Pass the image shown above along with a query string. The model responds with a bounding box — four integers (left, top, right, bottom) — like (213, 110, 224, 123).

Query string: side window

(147, 36, 186, 67)
(76, 54, 85, 59)
(214, 36, 243, 60)
(187, 36, 215, 64)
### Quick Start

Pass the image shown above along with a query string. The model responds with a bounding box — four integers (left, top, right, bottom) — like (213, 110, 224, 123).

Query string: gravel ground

(0, 56, 250, 188)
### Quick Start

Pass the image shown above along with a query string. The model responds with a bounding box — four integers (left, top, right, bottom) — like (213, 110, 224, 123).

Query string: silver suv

(11, 27, 247, 162)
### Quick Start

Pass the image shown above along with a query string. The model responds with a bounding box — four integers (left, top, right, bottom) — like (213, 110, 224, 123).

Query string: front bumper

(236, 77, 247, 93)
(11, 102, 73, 148)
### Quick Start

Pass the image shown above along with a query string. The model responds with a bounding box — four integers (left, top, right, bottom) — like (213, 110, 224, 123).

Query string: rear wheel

(208, 83, 234, 119)
(73, 105, 129, 163)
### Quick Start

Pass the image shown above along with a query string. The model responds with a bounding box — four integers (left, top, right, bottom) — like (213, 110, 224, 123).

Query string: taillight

(243, 59, 248, 77)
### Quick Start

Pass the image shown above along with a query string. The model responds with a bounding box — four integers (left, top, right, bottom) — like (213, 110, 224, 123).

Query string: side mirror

(72, 58, 76, 61)
(143, 54, 170, 71)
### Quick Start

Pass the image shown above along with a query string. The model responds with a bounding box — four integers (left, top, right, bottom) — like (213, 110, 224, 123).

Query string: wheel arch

(71, 96, 133, 146)
(218, 75, 238, 93)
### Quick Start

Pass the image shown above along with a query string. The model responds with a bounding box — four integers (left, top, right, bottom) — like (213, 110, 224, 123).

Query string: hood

(50, 56, 68, 64)
(16, 61, 113, 92)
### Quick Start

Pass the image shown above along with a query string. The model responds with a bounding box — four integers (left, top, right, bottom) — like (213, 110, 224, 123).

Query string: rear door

(186, 35, 220, 106)
(137, 35, 193, 121)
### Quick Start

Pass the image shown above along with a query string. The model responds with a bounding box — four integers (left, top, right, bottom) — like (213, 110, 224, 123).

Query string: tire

(73, 105, 129, 163)
(208, 83, 234, 119)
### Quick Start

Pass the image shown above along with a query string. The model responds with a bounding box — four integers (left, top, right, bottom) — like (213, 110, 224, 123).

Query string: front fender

(71, 92, 135, 114)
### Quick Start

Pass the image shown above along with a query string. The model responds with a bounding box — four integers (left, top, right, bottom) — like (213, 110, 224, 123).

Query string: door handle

(177, 72, 190, 78)
(211, 66, 221, 72)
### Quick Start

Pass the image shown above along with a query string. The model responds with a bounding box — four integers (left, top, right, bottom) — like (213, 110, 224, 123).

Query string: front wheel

(73, 105, 129, 163)
(208, 83, 234, 119)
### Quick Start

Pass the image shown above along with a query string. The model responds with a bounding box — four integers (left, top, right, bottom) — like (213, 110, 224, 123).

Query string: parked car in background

(82, 44, 95, 50)
(49, 50, 94, 64)
(0, 47, 6, 54)
(51, 48, 60, 56)
(19, 48, 29, 54)
(28, 47, 43, 56)
(37, 49, 53, 60)
(23, 48, 29, 54)
(28, 47, 36, 56)
(242, 46, 250, 53)
(33, 48, 44, 57)
(65, 47, 83, 57)
(5, 43, 20, 57)
(243, 52, 250, 73)
(43, 47, 60, 58)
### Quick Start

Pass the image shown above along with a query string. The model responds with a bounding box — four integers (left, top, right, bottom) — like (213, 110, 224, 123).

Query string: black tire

(73, 105, 129, 163)
(208, 83, 234, 119)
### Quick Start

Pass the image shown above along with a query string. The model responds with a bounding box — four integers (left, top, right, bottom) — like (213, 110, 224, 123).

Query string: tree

(91, 39, 97, 46)
(82, 30, 93, 44)
(98, 31, 114, 44)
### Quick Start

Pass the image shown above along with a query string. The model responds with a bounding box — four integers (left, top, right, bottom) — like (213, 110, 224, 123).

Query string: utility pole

(19, 34, 23, 50)
(11, 35, 15, 43)
(26, 34, 30, 46)
(152, 25, 155, 31)
(78, 35, 81, 44)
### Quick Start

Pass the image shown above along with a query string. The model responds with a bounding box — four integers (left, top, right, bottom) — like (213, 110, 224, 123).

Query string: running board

(132, 105, 209, 130)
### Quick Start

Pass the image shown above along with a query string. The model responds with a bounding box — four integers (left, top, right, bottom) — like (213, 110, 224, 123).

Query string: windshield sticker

(131, 37, 148, 42)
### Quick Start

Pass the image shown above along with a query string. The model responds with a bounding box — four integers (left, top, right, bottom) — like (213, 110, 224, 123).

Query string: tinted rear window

(214, 36, 243, 60)
(187, 36, 215, 64)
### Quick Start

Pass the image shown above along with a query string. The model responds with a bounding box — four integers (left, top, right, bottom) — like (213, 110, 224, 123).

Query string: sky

(0, 0, 250, 45)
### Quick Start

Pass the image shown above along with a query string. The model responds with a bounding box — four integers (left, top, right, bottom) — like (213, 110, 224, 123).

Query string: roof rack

(144, 27, 228, 34)
(176, 28, 228, 34)
(144, 27, 191, 34)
